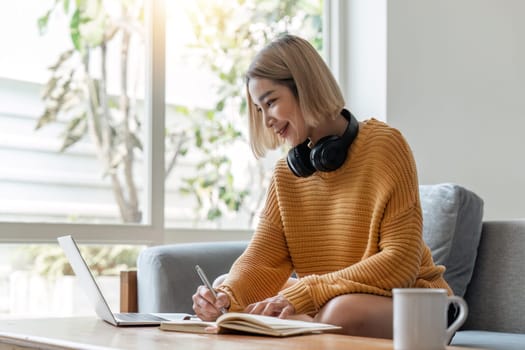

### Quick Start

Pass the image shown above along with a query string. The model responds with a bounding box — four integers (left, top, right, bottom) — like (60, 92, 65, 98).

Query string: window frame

(0, 0, 343, 245)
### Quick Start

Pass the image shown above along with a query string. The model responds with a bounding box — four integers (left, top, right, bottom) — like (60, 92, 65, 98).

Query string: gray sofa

(136, 184, 525, 350)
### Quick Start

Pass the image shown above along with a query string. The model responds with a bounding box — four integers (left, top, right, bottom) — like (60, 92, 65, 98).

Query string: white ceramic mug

(393, 288, 468, 350)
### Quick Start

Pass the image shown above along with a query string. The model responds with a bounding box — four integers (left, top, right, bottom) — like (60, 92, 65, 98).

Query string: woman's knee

(315, 295, 365, 330)
(314, 294, 393, 338)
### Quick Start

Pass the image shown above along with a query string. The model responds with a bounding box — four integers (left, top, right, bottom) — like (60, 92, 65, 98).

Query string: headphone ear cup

(287, 140, 316, 177)
(310, 135, 348, 172)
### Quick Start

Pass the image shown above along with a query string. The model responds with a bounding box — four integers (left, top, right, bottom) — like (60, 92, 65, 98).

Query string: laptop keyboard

(114, 313, 168, 322)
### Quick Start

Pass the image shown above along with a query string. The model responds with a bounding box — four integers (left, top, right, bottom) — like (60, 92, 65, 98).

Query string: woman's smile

(276, 123, 289, 138)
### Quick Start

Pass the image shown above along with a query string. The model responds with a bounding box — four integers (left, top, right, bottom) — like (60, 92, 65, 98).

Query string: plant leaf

(37, 11, 51, 35)
(70, 9, 82, 51)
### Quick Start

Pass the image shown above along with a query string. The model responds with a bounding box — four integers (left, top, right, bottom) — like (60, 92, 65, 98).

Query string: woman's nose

(263, 113, 274, 128)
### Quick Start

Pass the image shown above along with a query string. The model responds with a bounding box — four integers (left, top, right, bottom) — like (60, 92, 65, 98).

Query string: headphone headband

(339, 109, 359, 149)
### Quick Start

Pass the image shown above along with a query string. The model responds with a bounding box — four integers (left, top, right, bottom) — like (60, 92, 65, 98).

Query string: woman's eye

(267, 99, 275, 107)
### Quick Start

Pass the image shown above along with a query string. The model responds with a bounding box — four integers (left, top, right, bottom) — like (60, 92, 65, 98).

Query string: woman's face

(248, 77, 307, 147)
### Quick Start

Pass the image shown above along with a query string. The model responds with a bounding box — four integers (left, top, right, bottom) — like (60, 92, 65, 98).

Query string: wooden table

(0, 317, 482, 350)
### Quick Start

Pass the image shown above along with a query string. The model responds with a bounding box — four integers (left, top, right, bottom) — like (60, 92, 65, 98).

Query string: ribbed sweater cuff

(216, 285, 243, 312)
(280, 280, 317, 315)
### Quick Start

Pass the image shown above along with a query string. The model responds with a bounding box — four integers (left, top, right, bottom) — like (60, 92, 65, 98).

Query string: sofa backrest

(137, 241, 248, 313)
(462, 220, 525, 333)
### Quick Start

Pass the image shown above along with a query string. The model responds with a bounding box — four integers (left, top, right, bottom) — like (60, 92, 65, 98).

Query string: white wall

(345, 0, 387, 122)
(346, 0, 525, 220)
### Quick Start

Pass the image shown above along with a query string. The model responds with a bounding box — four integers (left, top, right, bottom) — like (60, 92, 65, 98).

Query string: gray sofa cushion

(419, 183, 484, 297)
(452, 330, 525, 350)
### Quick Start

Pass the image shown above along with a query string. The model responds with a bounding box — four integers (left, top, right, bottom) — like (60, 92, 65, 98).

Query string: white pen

(195, 264, 227, 314)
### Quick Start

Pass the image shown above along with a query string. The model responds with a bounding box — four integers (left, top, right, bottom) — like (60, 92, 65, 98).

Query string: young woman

(192, 34, 452, 339)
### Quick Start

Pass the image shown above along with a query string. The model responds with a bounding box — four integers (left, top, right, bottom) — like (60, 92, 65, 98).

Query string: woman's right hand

(192, 285, 230, 321)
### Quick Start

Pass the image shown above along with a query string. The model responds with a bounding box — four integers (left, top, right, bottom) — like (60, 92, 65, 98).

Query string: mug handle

(445, 295, 469, 344)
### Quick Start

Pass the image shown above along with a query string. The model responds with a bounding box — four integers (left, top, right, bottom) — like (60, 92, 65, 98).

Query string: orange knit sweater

(217, 119, 452, 315)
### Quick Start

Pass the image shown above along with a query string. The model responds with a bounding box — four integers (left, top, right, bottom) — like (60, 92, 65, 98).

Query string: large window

(0, 0, 323, 231)
(0, 0, 329, 318)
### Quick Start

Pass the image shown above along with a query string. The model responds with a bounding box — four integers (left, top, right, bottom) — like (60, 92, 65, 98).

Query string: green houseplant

(35, 0, 322, 226)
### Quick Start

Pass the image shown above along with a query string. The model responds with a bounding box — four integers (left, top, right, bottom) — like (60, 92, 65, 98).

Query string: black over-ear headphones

(286, 108, 359, 177)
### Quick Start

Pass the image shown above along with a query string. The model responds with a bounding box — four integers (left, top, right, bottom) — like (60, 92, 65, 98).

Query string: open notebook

(160, 312, 341, 337)
(57, 235, 193, 326)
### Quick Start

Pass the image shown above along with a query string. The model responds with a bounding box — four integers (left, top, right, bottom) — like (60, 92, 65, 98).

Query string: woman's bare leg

(314, 294, 393, 339)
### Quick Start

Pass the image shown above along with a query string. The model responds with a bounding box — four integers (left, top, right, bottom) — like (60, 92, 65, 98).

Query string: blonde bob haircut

(246, 34, 345, 158)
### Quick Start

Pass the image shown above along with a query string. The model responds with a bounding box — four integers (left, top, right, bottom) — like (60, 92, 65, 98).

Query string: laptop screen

(57, 235, 118, 325)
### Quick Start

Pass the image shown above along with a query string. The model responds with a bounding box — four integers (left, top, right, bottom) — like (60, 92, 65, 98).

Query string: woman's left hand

(245, 294, 296, 318)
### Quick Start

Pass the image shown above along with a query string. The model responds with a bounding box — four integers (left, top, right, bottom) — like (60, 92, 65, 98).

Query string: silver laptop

(57, 235, 192, 326)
